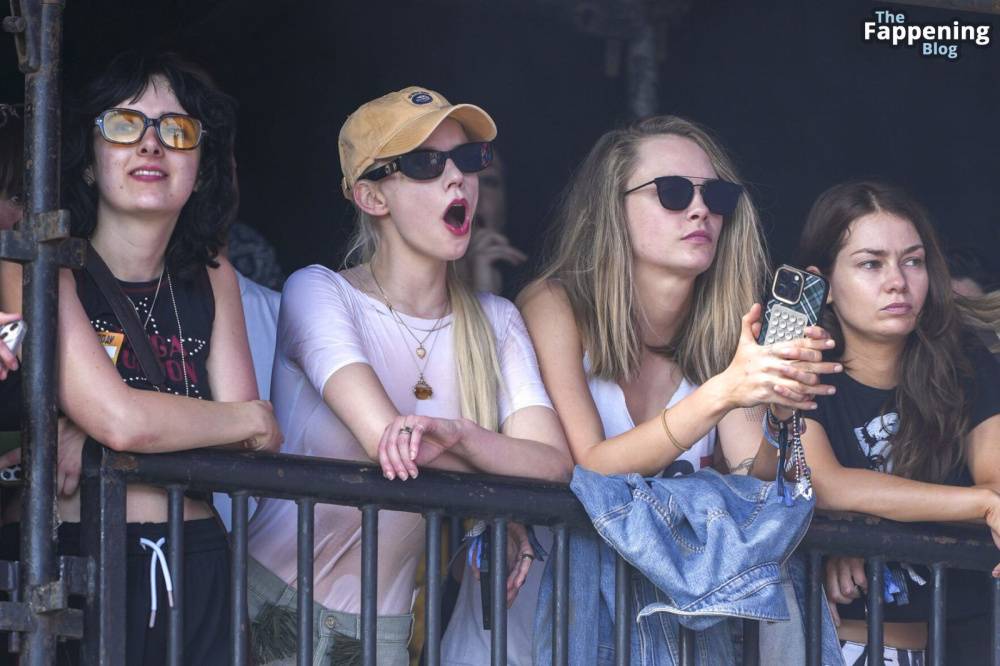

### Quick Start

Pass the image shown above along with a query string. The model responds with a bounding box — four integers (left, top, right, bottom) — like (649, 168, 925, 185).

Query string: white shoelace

(139, 537, 175, 628)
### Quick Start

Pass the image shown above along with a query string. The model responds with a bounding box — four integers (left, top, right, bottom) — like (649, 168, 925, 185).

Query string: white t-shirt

(214, 271, 281, 531)
(441, 354, 716, 665)
(247, 266, 552, 615)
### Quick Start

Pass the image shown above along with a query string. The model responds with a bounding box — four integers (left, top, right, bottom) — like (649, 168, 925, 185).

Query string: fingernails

(825, 340, 835, 347)
(828, 387, 836, 395)
(385, 471, 395, 480)
(808, 402, 817, 410)
(834, 364, 843, 372)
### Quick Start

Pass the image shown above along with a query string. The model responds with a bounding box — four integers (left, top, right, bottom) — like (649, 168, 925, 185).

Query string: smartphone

(0, 319, 26, 355)
(757, 265, 829, 345)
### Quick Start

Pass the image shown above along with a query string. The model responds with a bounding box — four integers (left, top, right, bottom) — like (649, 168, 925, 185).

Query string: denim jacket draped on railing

(534, 466, 844, 665)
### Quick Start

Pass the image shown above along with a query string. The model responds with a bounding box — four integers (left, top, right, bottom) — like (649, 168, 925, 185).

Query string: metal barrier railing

(4, 442, 982, 666)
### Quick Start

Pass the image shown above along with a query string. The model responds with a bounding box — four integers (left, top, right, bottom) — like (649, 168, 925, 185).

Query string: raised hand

(720, 304, 842, 414)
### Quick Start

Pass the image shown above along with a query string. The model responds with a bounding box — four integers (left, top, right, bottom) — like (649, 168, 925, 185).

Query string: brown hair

(537, 115, 769, 383)
(798, 180, 999, 482)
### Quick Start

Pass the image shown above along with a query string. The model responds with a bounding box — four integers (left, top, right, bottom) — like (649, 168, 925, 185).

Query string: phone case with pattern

(757, 266, 829, 345)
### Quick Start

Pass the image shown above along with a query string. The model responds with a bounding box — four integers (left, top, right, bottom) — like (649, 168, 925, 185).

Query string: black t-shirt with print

(809, 338, 1000, 623)
(74, 266, 215, 400)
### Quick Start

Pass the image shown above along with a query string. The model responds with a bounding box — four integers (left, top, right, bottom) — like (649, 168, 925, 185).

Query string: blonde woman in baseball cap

(246, 87, 572, 665)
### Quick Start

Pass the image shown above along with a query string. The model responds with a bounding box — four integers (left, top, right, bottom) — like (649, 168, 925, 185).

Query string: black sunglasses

(94, 108, 206, 151)
(362, 142, 493, 182)
(624, 175, 743, 216)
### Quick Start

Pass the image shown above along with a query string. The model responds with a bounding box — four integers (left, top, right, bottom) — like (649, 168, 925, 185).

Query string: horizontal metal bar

(106, 449, 593, 528)
(104, 449, 1000, 572)
(0, 603, 82, 639)
(800, 511, 999, 571)
(0, 600, 35, 632)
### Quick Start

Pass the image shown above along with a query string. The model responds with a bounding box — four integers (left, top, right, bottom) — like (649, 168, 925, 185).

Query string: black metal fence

(0, 4, 998, 666)
(6, 442, 996, 666)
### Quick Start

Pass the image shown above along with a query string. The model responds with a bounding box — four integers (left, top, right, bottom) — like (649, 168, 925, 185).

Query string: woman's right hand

(717, 304, 842, 413)
(823, 556, 867, 626)
(376, 414, 466, 480)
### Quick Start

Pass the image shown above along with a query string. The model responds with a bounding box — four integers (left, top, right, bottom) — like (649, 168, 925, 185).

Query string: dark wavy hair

(798, 181, 975, 483)
(63, 51, 238, 279)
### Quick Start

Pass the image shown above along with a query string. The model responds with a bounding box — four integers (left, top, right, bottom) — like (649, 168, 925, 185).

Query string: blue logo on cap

(409, 91, 433, 105)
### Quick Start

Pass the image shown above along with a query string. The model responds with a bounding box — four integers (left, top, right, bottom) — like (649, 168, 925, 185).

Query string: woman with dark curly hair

(0, 51, 281, 665)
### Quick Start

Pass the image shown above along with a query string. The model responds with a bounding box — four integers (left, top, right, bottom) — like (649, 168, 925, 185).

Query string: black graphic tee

(75, 267, 215, 400)
(809, 338, 1000, 623)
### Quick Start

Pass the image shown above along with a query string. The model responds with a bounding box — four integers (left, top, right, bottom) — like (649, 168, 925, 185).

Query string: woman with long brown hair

(794, 180, 1000, 664)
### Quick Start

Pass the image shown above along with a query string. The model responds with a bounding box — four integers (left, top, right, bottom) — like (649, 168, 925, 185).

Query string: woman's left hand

(468, 522, 536, 608)
(376, 415, 465, 480)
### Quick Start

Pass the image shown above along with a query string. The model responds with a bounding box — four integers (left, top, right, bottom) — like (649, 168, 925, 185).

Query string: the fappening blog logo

(863, 9, 991, 60)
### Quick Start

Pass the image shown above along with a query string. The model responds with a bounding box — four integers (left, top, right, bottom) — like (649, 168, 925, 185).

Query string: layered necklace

(369, 265, 448, 400)
(126, 265, 190, 398)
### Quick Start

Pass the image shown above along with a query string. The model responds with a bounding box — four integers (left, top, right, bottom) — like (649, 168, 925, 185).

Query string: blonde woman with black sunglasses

(246, 87, 571, 665)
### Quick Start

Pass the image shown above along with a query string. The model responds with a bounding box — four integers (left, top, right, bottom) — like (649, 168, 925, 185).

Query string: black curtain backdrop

(2, 0, 997, 288)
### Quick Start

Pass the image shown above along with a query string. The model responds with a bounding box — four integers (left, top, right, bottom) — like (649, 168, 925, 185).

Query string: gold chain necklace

(369, 264, 448, 399)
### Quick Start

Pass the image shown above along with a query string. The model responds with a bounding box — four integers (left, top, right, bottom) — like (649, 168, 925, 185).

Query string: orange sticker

(97, 331, 125, 364)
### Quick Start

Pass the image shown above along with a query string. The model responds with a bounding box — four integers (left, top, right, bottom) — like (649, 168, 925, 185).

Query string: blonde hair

(537, 115, 769, 384)
(958, 290, 1000, 355)
(344, 211, 502, 431)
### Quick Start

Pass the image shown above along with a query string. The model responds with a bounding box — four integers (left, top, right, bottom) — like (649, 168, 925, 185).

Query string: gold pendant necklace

(369, 265, 448, 400)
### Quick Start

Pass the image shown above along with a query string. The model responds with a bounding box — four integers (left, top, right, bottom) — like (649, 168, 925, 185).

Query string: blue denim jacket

(534, 467, 844, 665)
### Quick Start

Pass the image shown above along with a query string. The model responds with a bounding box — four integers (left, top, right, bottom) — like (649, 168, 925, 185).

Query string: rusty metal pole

(11, 1, 66, 664)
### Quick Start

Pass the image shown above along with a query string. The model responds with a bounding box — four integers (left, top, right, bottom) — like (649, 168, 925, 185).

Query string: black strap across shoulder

(83, 243, 167, 390)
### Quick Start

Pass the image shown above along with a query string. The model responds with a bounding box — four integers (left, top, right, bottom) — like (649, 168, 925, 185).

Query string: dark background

(2, 0, 998, 291)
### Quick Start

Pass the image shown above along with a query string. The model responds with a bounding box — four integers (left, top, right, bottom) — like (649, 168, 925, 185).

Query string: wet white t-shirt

(247, 266, 552, 615)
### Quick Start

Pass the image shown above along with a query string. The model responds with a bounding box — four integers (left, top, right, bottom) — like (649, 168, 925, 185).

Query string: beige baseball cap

(338, 86, 497, 200)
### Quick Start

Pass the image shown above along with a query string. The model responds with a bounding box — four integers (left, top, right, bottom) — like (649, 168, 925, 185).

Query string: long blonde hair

(537, 115, 769, 384)
(344, 212, 502, 431)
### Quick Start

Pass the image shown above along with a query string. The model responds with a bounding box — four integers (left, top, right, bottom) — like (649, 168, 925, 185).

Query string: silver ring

(399, 426, 413, 435)
(519, 553, 535, 561)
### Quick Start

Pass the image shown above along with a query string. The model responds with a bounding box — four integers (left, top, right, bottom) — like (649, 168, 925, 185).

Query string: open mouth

(441, 199, 472, 236)
(444, 202, 467, 229)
